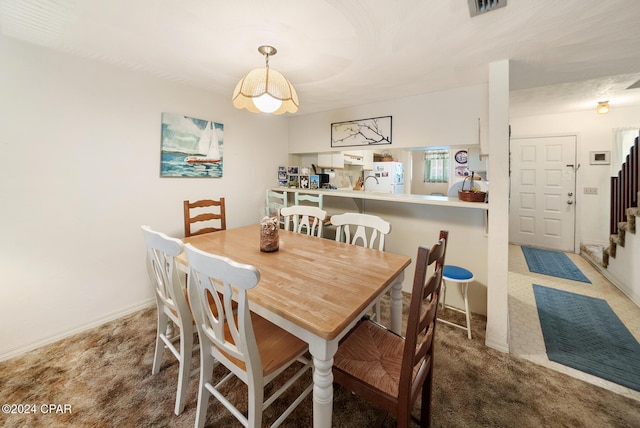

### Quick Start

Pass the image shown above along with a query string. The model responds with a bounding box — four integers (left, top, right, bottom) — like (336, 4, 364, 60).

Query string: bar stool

(438, 265, 473, 339)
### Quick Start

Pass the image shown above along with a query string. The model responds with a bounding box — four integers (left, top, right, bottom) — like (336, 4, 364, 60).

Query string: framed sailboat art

(160, 113, 224, 177)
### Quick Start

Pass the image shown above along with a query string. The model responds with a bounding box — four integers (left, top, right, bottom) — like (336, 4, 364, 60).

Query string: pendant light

(232, 45, 299, 114)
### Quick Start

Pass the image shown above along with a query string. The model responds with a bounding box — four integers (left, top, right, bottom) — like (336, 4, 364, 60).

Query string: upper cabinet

(318, 151, 374, 170)
(342, 151, 364, 166)
(467, 146, 487, 171)
(317, 152, 344, 169)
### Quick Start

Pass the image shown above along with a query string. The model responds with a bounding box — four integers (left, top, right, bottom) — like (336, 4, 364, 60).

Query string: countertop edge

(272, 187, 490, 210)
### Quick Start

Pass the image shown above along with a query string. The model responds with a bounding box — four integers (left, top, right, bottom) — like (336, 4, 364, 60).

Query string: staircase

(581, 130, 640, 306)
(582, 131, 638, 266)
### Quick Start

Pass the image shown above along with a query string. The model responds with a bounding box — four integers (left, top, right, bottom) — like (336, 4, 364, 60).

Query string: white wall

(288, 83, 488, 153)
(0, 36, 289, 360)
(510, 106, 640, 246)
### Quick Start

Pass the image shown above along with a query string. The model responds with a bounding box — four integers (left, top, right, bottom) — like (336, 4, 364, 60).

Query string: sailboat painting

(160, 113, 224, 177)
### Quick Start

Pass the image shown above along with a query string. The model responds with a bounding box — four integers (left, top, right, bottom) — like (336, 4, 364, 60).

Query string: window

(424, 150, 449, 183)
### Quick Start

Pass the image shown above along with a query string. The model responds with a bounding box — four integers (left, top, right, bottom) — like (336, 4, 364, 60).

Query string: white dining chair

(294, 191, 323, 209)
(330, 212, 391, 322)
(330, 212, 390, 250)
(141, 225, 195, 416)
(185, 244, 313, 428)
(294, 192, 325, 233)
(280, 205, 327, 237)
(266, 189, 288, 228)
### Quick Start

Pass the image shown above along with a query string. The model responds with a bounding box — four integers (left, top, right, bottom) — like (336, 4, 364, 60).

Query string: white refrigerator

(364, 162, 405, 194)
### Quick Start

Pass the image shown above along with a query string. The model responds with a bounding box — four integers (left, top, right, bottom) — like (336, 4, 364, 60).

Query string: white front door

(509, 135, 577, 252)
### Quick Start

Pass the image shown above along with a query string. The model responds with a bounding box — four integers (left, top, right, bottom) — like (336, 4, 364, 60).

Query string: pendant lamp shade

(232, 46, 299, 114)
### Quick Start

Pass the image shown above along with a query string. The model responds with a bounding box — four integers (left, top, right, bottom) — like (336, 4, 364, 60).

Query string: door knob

(567, 200, 574, 205)
(568, 192, 573, 196)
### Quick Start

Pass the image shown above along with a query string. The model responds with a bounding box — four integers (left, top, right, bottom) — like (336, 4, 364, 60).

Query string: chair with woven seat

(183, 197, 226, 237)
(333, 230, 448, 428)
(280, 205, 327, 237)
(185, 244, 313, 428)
(141, 225, 195, 416)
(330, 212, 391, 322)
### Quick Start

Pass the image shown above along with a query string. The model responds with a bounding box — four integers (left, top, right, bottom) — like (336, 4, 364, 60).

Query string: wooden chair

(141, 225, 195, 416)
(333, 230, 449, 428)
(183, 198, 226, 237)
(266, 189, 288, 228)
(330, 212, 391, 321)
(185, 244, 313, 428)
(280, 205, 327, 237)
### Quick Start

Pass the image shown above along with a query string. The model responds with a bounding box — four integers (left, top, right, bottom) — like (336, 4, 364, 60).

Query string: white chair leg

(195, 352, 215, 428)
(174, 322, 193, 415)
(152, 311, 168, 375)
(248, 382, 264, 428)
(462, 283, 472, 339)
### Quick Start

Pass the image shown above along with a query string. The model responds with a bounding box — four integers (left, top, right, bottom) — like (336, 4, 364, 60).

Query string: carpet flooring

(1, 295, 640, 427)
(533, 284, 640, 392)
(521, 246, 591, 283)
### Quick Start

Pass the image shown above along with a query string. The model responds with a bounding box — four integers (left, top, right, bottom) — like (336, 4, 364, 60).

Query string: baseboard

(581, 252, 640, 307)
(485, 337, 509, 353)
(598, 269, 640, 308)
(0, 298, 156, 363)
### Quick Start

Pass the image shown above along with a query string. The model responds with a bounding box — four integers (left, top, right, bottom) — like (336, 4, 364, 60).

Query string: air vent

(468, 0, 507, 17)
(627, 79, 640, 90)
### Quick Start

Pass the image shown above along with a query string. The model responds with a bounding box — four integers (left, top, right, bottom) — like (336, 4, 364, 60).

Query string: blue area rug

(533, 284, 640, 392)
(521, 246, 591, 283)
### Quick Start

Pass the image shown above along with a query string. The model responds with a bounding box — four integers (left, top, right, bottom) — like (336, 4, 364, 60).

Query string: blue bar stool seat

(438, 265, 474, 339)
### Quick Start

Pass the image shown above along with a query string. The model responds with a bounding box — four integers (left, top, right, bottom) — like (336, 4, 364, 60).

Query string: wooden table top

(176, 224, 412, 340)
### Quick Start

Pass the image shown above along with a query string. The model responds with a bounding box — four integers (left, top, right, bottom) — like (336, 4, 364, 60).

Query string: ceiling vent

(627, 79, 640, 90)
(468, 0, 507, 17)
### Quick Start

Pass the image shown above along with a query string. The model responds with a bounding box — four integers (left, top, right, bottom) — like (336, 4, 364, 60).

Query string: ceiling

(2, 0, 640, 117)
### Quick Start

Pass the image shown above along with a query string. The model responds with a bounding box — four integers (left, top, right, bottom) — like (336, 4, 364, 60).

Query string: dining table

(175, 224, 412, 428)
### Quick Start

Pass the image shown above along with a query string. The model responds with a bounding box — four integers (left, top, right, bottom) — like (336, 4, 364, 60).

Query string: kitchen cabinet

(363, 151, 374, 170)
(342, 151, 364, 166)
(342, 150, 374, 170)
(318, 151, 373, 170)
(317, 152, 344, 169)
(467, 146, 487, 172)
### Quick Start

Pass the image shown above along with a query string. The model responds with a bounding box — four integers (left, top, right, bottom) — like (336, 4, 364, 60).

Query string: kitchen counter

(273, 187, 489, 210)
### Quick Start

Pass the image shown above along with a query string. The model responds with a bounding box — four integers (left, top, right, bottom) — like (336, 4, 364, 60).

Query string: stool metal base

(437, 272, 472, 339)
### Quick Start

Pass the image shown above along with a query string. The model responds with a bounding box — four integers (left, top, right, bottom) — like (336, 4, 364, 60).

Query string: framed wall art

(160, 112, 224, 178)
(331, 116, 392, 148)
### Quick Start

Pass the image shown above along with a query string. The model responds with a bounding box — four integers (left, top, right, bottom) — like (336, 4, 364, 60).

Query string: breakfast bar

(277, 187, 490, 317)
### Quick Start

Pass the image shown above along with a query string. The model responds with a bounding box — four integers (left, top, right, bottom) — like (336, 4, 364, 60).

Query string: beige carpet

(1, 295, 639, 427)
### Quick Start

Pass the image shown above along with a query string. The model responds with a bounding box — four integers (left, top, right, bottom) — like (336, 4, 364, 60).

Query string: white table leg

(309, 340, 338, 428)
(390, 272, 405, 334)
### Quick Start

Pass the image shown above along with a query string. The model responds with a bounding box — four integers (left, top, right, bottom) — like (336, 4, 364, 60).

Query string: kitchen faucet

(363, 175, 379, 191)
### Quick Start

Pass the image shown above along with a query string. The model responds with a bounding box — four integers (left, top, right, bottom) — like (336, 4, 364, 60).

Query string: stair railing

(610, 131, 640, 235)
